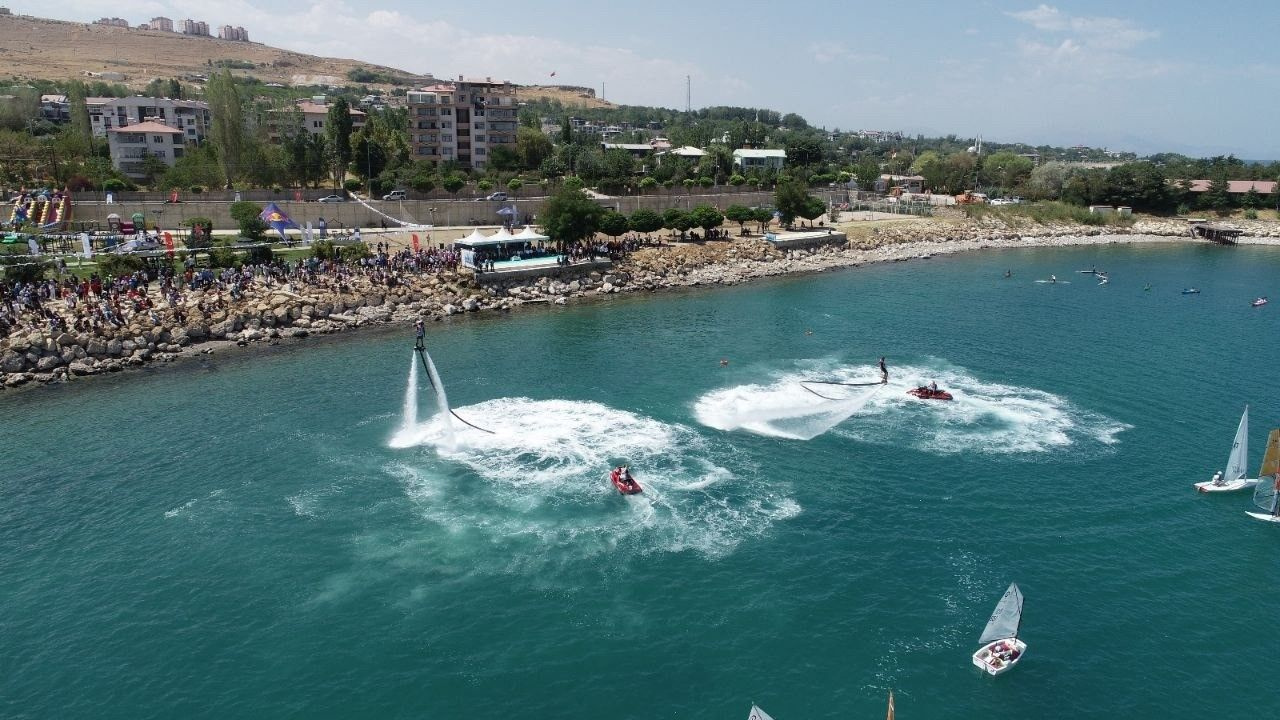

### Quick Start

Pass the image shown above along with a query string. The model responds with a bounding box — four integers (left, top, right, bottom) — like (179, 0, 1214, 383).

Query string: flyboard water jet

(412, 326, 495, 435)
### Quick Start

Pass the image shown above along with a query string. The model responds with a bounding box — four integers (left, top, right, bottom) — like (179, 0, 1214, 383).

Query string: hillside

(0, 12, 615, 108)
(0, 13, 429, 88)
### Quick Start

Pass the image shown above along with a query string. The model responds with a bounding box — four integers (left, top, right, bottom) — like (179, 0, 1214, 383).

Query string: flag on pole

(163, 232, 175, 258)
(258, 202, 299, 241)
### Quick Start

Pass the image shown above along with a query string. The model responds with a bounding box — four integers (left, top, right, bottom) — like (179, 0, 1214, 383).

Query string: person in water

(1050, 274, 1057, 283)
(879, 356, 888, 384)
(1004, 269, 1012, 278)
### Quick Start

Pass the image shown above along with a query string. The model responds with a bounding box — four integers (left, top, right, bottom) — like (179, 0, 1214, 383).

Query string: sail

(1252, 473, 1280, 513)
(748, 704, 775, 720)
(978, 582, 1024, 645)
(1224, 406, 1249, 481)
(1258, 429, 1280, 478)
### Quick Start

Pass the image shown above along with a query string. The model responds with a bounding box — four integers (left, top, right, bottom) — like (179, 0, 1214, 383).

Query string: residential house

(266, 97, 367, 144)
(875, 174, 925, 193)
(107, 122, 185, 180)
(86, 96, 212, 143)
(732, 148, 786, 171)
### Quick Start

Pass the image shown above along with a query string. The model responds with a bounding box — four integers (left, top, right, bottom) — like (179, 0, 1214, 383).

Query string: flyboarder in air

(414, 319, 425, 350)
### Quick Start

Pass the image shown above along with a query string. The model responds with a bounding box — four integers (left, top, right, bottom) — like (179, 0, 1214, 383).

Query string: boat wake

(386, 397, 799, 565)
(693, 360, 1129, 453)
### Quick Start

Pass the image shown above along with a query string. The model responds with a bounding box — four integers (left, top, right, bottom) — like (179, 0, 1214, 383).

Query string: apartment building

(265, 97, 367, 143)
(86, 96, 212, 143)
(150, 16, 174, 32)
(406, 76, 517, 170)
(181, 19, 210, 36)
(107, 122, 185, 180)
(219, 25, 249, 41)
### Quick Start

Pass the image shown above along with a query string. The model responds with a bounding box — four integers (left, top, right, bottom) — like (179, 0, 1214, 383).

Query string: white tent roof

(459, 228, 487, 243)
(488, 228, 515, 242)
(513, 225, 549, 241)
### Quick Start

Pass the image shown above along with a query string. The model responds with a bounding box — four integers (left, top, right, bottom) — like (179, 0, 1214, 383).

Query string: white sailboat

(748, 704, 776, 720)
(972, 582, 1026, 676)
(1195, 405, 1260, 493)
(1246, 430, 1280, 522)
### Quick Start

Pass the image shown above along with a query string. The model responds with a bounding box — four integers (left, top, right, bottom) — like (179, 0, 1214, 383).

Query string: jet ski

(907, 386, 953, 401)
(610, 467, 643, 494)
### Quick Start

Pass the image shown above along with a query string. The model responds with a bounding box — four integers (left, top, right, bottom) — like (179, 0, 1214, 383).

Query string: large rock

(57, 332, 76, 347)
(5, 372, 31, 387)
(442, 304, 459, 316)
(36, 355, 61, 372)
(69, 359, 98, 376)
(120, 340, 136, 355)
(106, 339, 124, 357)
(462, 298, 480, 312)
(185, 324, 208, 340)
(2, 352, 25, 373)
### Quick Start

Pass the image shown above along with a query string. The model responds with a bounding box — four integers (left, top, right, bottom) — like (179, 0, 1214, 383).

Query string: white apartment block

(150, 17, 174, 32)
(86, 96, 212, 143)
(406, 76, 517, 170)
(107, 122, 186, 179)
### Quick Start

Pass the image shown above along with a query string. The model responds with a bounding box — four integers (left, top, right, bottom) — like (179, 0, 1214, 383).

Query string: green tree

(66, 81, 93, 152)
(507, 177, 524, 194)
(728, 174, 746, 186)
(517, 126, 554, 169)
(205, 70, 245, 188)
(628, 208, 663, 237)
(688, 205, 724, 235)
(540, 187, 605, 251)
(662, 208, 692, 239)
(562, 176, 584, 192)
(326, 97, 354, 187)
(229, 201, 268, 239)
(724, 204, 753, 234)
(638, 176, 658, 192)
(1204, 171, 1233, 215)
(561, 115, 572, 144)
(350, 130, 388, 185)
(442, 174, 466, 197)
(477, 179, 494, 194)
(1243, 186, 1261, 210)
(799, 196, 827, 226)
(775, 177, 810, 226)
(600, 210, 629, 238)
(979, 151, 1034, 193)
(752, 206, 775, 232)
(851, 160, 879, 191)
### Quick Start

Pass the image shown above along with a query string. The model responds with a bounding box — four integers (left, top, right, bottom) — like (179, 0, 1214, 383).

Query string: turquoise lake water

(4, 241, 1280, 719)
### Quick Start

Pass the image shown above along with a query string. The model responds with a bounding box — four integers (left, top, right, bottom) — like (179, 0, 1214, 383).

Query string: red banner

(294, 190, 303, 202)
(163, 231, 174, 257)
(411, 234, 420, 251)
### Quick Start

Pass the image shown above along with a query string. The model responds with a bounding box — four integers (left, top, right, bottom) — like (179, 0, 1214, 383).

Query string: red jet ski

(610, 467, 643, 494)
(907, 386, 953, 401)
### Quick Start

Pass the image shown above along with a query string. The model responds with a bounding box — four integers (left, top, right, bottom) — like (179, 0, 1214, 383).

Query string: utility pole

(685, 75, 691, 113)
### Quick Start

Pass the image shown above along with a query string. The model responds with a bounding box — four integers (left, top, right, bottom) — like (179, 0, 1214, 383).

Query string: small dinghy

(1195, 406, 1264, 493)
(1182, 288, 1201, 295)
(1252, 297, 1268, 307)
(972, 582, 1026, 676)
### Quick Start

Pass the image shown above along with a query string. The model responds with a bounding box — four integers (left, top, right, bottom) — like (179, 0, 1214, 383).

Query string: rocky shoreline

(4, 216, 1278, 390)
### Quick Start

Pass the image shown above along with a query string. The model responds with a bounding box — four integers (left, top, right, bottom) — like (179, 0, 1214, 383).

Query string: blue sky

(15, 0, 1277, 158)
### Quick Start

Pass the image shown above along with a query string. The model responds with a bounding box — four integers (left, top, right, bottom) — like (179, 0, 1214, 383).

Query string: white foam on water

(163, 488, 226, 518)
(693, 375, 885, 440)
(385, 397, 799, 565)
(694, 360, 1128, 453)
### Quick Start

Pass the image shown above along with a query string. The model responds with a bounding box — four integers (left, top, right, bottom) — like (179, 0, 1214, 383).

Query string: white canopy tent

(513, 226, 549, 242)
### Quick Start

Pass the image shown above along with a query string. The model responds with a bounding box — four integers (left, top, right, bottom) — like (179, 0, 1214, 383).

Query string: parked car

(316, 194, 346, 203)
(382, 190, 408, 201)
(479, 191, 509, 202)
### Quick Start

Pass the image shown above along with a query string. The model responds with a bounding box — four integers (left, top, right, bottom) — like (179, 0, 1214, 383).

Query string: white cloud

(1005, 4, 1168, 81)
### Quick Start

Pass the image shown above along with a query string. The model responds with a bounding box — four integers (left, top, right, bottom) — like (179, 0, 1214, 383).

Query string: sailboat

(1246, 429, 1280, 522)
(885, 690, 895, 720)
(748, 704, 775, 720)
(1195, 405, 1260, 493)
(972, 582, 1025, 676)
